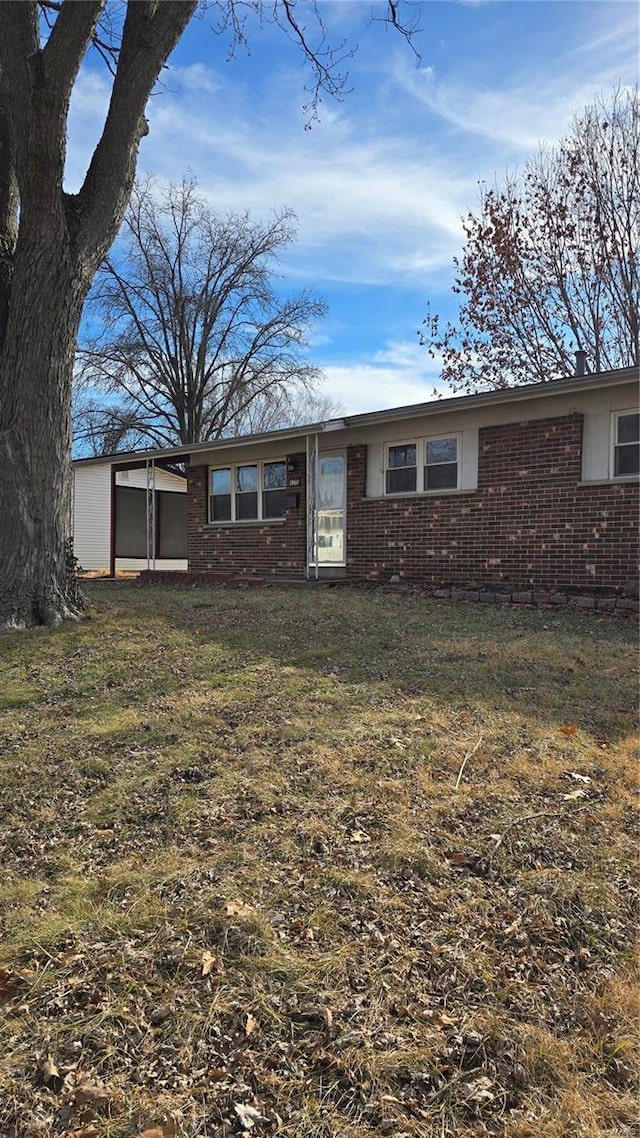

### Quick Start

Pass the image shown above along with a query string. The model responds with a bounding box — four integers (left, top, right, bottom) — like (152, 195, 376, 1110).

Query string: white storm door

(315, 452, 346, 566)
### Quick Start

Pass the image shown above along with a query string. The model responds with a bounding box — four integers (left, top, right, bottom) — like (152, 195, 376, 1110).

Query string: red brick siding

(187, 456, 307, 576)
(185, 416, 639, 588)
(346, 414, 639, 588)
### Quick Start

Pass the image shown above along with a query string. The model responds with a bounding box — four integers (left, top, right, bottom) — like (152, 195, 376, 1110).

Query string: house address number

(286, 455, 301, 489)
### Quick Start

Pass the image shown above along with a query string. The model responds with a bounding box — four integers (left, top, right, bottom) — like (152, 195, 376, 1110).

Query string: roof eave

(71, 366, 639, 468)
(343, 367, 639, 429)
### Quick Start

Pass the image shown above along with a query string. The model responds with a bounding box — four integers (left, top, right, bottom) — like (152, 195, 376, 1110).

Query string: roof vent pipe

(574, 349, 587, 377)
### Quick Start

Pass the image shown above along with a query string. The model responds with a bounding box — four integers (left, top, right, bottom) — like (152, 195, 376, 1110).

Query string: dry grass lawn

(0, 582, 638, 1138)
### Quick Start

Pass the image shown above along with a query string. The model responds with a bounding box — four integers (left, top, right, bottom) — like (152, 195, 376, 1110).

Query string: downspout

(305, 433, 320, 581)
(305, 435, 311, 581)
(152, 459, 156, 572)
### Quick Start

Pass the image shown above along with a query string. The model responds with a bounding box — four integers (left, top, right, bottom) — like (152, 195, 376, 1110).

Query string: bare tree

(74, 379, 342, 456)
(75, 178, 327, 452)
(0, 0, 417, 630)
(421, 88, 639, 393)
(224, 386, 343, 437)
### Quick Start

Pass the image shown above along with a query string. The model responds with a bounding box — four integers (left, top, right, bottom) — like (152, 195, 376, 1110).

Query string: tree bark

(0, 220, 90, 628)
(0, 0, 196, 629)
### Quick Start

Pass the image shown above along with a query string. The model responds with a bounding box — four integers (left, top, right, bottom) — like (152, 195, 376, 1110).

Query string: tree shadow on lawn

(78, 581, 639, 744)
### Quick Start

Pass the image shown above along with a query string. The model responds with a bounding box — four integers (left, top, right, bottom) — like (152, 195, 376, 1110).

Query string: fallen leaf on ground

(462, 1076, 495, 1103)
(0, 967, 23, 1002)
(201, 950, 222, 977)
(245, 1012, 258, 1036)
(41, 1056, 62, 1086)
(558, 725, 577, 736)
(321, 1005, 333, 1032)
(434, 1011, 458, 1027)
(234, 1102, 268, 1130)
(225, 901, 253, 918)
(74, 1079, 109, 1108)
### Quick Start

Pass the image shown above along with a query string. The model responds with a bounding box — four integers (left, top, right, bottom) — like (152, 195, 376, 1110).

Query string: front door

(315, 452, 346, 566)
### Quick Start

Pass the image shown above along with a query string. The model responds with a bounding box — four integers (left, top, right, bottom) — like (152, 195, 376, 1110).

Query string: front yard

(0, 584, 637, 1138)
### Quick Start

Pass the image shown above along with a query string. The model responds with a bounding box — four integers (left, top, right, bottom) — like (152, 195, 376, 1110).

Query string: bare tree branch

(75, 176, 328, 449)
(76, 2, 197, 268)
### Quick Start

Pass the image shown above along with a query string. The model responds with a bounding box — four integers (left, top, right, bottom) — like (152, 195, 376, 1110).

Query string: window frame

(384, 432, 462, 497)
(208, 459, 289, 524)
(385, 439, 418, 495)
(610, 410, 640, 480)
(423, 432, 461, 492)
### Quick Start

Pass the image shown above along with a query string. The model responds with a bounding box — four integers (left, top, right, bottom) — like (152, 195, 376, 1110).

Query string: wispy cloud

(319, 339, 451, 414)
(138, 69, 472, 288)
(65, 0, 638, 417)
(394, 6, 638, 153)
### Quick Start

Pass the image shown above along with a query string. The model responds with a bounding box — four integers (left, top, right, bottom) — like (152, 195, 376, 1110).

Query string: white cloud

(317, 338, 453, 415)
(169, 62, 222, 94)
(63, 0, 639, 362)
(65, 70, 112, 192)
(394, 7, 639, 153)
(139, 79, 471, 288)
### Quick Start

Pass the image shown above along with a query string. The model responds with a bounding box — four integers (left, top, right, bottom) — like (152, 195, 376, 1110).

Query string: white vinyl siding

(73, 463, 187, 572)
(73, 465, 111, 571)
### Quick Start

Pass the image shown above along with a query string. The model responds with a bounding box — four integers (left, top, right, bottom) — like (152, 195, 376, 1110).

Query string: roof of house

(72, 364, 639, 469)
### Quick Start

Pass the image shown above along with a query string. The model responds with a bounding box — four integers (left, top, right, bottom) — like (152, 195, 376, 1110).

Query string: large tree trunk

(0, 229, 89, 629)
(0, 1, 197, 630)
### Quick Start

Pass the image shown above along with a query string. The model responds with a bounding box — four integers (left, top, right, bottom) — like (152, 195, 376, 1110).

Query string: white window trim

(384, 432, 462, 496)
(609, 410, 640, 481)
(384, 438, 419, 496)
(209, 458, 288, 524)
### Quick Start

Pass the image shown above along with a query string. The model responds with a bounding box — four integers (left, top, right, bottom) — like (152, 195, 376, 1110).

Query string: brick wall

(187, 456, 307, 576)
(185, 416, 638, 588)
(346, 414, 639, 588)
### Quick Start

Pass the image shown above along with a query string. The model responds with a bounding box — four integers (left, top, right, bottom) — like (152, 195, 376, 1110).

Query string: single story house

(72, 459, 187, 573)
(72, 364, 639, 589)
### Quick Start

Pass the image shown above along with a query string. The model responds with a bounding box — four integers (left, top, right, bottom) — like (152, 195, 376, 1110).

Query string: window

(210, 467, 232, 521)
(424, 436, 459, 490)
(386, 443, 417, 494)
(209, 460, 289, 523)
(236, 464, 258, 519)
(613, 412, 639, 477)
(385, 435, 461, 495)
(262, 461, 287, 518)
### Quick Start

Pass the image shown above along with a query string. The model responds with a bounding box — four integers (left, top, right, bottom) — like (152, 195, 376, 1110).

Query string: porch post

(305, 434, 320, 581)
(146, 458, 156, 571)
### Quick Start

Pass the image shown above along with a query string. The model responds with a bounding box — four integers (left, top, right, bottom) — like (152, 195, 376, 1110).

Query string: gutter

(72, 418, 347, 468)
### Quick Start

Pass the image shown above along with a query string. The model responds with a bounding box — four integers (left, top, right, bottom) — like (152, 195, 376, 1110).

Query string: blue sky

(66, 0, 639, 415)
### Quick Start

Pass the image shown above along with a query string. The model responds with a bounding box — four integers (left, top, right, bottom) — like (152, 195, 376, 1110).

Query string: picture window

(209, 460, 289, 522)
